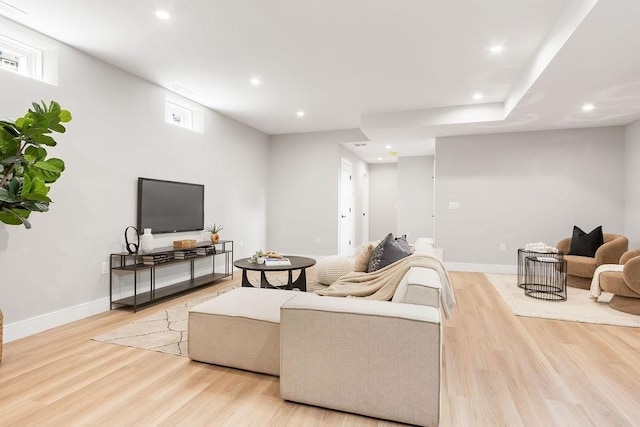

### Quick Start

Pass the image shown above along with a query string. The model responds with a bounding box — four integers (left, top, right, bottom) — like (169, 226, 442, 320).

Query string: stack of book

(174, 249, 197, 259)
(142, 253, 173, 265)
(265, 257, 291, 266)
(196, 246, 217, 256)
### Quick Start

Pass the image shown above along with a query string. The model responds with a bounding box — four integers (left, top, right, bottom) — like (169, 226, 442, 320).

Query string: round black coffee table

(234, 256, 316, 292)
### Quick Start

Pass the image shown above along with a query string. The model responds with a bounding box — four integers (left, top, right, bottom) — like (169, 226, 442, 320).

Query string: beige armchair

(556, 233, 628, 289)
(599, 249, 640, 315)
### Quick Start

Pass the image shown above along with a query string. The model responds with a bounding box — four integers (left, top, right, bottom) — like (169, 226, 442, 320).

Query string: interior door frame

(339, 158, 354, 256)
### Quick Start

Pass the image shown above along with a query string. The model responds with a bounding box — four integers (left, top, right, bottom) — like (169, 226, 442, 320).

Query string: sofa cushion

(564, 254, 598, 278)
(188, 288, 298, 375)
(353, 244, 374, 272)
(568, 225, 603, 257)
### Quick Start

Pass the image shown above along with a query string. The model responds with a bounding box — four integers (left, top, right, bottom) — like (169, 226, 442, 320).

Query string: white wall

(435, 127, 625, 268)
(267, 129, 368, 255)
(369, 163, 398, 240)
(0, 20, 269, 340)
(397, 156, 434, 243)
(625, 119, 640, 248)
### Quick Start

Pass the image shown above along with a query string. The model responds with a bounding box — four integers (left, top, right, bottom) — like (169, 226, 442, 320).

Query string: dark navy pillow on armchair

(568, 225, 603, 257)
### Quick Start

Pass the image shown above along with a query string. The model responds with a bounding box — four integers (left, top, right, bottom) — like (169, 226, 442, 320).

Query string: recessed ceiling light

(296, 110, 305, 117)
(156, 10, 170, 20)
(473, 93, 483, 100)
(385, 144, 392, 149)
(490, 45, 504, 53)
(250, 78, 261, 86)
(377, 157, 383, 161)
(582, 103, 595, 111)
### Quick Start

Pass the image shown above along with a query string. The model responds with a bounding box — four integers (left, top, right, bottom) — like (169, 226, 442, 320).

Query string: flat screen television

(137, 177, 204, 234)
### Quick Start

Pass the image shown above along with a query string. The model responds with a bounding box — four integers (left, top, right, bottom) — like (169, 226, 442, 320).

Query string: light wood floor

(1, 271, 639, 426)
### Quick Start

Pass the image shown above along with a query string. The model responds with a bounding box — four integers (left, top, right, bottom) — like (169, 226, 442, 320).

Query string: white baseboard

(444, 262, 516, 275)
(3, 297, 111, 343)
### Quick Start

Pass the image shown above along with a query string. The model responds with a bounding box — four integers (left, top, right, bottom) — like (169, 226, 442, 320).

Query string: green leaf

(21, 174, 32, 196)
(0, 210, 23, 226)
(0, 136, 19, 158)
(23, 193, 51, 203)
(0, 124, 19, 140)
(24, 146, 47, 162)
(20, 201, 49, 212)
(31, 102, 43, 114)
(59, 110, 72, 123)
(0, 207, 31, 228)
(0, 188, 18, 203)
(48, 101, 60, 114)
(0, 155, 21, 165)
(49, 123, 66, 133)
(8, 177, 20, 196)
(30, 134, 56, 146)
(27, 158, 64, 183)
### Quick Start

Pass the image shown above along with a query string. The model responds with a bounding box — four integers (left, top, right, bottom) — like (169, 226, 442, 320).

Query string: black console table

(110, 240, 233, 312)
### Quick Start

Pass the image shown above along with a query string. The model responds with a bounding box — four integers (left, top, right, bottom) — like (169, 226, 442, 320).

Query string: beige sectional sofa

(188, 237, 447, 426)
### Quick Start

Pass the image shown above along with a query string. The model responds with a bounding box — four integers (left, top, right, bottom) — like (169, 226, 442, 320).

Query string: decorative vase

(257, 256, 265, 264)
(140, 228, 154, 253)
(211, 233, 220, 244)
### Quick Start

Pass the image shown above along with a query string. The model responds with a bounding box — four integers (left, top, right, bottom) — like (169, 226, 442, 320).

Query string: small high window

(0, 35, 43, 81)
(165, 100, 194, 130)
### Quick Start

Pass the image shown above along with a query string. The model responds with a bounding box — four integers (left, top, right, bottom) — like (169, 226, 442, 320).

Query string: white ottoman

(188, 287, 314, 376)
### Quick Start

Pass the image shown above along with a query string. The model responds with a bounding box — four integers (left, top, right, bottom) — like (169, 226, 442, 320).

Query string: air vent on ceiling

(353, 143, 368, 147)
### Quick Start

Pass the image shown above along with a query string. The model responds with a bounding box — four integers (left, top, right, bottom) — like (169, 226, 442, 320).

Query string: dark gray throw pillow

(368, 233, 393, 273)
(568, 225, 603, 257)
(368, 233, 412, 272)
(395, 235, 412, 253)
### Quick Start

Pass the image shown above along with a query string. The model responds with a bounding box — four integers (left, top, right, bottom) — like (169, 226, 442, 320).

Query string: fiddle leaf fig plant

(0, 101, 72, 229)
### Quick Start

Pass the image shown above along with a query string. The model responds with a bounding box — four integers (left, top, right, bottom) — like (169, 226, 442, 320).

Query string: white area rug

(485, 273, 640, 328)
(94, 273, 326, 356)
(93, 287, 237, 356)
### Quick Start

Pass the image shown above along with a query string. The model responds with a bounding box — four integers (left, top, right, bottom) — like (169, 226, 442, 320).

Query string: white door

(339, 159, 354, 256)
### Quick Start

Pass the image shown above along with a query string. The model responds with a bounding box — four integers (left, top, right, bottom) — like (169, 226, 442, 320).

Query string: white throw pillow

(316, 255, 354, 285)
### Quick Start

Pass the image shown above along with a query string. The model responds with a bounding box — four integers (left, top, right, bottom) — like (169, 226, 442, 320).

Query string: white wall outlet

(315, 237, 320, 244)
(499, 243, 506, 251)
(101, 261, 109, 274)
(448, 201, 460, 210)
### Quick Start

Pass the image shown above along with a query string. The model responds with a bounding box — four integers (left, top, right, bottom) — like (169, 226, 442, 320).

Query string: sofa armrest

(392, 266, 441, 307)
(280, 295, 441, 427)
(623, 255, 640, 294)
(595, 237, 628, 266)
(556, 237, 571, 254)
(620, 249, 640, 265)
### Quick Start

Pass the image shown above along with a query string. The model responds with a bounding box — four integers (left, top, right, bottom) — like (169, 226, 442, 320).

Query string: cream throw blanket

(315, 254, 456, 318)
(590, 264, 624, 300)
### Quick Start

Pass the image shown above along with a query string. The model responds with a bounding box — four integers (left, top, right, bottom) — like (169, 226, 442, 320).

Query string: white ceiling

(2, 0, 640, 163)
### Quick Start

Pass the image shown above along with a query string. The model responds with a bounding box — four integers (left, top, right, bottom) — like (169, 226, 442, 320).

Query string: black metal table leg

(241, 269, 252, 287)
(291, 268, 307, 292)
